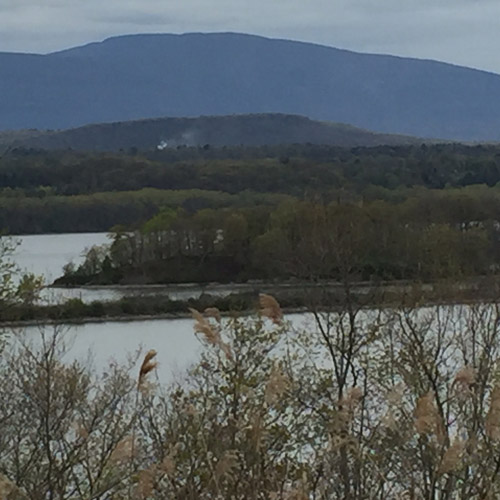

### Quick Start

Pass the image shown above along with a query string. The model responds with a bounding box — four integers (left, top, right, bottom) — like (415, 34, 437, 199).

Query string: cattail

(204, 307, 222, 323)
(259, 293, 283, 325)
(138, 349, 157, 388)
(414, 391, 445, 443)
(265, 363, 289, 405)
(486, 385, 500, 440)
(438, 439, 465, 475)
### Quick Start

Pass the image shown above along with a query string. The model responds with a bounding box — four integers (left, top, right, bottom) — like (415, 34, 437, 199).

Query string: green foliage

(4, 143, 500, 234)
(63, 193, 500, 285)
(16, 273, 44, 306)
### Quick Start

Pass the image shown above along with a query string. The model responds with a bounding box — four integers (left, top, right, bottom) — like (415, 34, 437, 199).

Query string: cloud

(0, 0, 499, 73)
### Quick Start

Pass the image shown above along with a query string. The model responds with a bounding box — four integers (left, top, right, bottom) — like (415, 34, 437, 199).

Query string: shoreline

(2, 291, 498, 328)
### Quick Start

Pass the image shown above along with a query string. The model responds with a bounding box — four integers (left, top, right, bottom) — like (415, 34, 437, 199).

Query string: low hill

(2, 33, 500, 140)
(0, 114, 421, 152)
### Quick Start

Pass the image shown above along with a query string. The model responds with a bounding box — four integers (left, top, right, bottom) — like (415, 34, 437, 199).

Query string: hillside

(0, 114, 420, 151)
(2, 33, 500, 141)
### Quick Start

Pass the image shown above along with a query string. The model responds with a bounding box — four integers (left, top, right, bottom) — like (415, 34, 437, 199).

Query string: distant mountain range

(0, 114, 421, 151)
(2, 32, 500, 141)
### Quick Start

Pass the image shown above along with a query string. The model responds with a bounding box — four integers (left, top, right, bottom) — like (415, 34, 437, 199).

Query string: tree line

(61, 187, 500, 285)
(4, 143, 500, 234)
(3, 143, 500, 197)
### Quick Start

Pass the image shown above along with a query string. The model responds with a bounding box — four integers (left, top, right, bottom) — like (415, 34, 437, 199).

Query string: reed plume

(136, 466, 156, 499)
(215, 450, 238, 481)
(138, 349, 157, 388)
(204, 307, 222, 323)
(438, 440, 465, 475)
(414, 391, 445, 443)
(340, 387, 363, 411)
(486, 385, 500, 440)
(160, 446, 179, 478)
(453, 365, 476, 395)
(259, 293, 283, 324)
(110, 436, 135, 464)
(190, 307, 233, 360)
(190, 308, 220, 345)
(265, 363, 290, 405)
(0, 474, 28, 500)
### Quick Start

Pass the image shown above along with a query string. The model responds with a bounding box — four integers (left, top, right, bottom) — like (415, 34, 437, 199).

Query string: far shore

(3, 277, 500, 327)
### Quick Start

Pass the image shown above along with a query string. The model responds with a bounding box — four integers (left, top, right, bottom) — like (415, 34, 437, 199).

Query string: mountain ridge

(52, 32, 500, 76)
(0, 113, 423, 151)
(2, 32, 500, 140)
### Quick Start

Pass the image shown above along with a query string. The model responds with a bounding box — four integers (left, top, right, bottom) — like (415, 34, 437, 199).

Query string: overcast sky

(1, 0, 498, 73)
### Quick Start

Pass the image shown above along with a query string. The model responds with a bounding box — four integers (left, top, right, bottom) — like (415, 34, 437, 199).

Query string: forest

(5, 144, 500, 499)
(1, 142, 500, 234)
(57, 190, 499, 286)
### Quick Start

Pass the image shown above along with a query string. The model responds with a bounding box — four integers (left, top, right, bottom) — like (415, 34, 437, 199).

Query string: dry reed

(265, 363, 290, 405)
(453, 365, 476, 394)
(259, 294, 283, 325)
(438, 440, 465, 475)
(204, 307, 222, 323)
(414, 391, 445, 443)
(190, 307, 233, 360)
(486, 385, 500, 440)
(138, 349, 158, 388)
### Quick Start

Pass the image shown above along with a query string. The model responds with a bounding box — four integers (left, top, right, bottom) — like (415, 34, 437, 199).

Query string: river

(4, 233, 315, 380)
(3, 233, 203, 379)
(9, 232, 354, 305)
(10, 232, 238, 304)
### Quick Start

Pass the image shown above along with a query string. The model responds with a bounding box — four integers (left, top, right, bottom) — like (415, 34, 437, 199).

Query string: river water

(9, 312, 316, 384)
(3, 233, 204, 379)
(4, 233, 315, 380)
(9, 232, 339, 305)
(10, 232, 238, 304)
(11, 318, 202, 384)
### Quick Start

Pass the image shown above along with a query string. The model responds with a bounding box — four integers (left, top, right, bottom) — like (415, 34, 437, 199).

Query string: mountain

(0, 114, 421, 151)
(2, 32, 500, 141)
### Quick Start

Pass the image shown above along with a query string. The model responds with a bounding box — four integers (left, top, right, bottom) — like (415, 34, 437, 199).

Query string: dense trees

(5, 144, 500, 498)
(5, 143, 500, 234)
(4, 144, 500, 198)
(60, 190, 500, 285)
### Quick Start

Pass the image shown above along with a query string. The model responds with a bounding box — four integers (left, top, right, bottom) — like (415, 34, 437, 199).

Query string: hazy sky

(0, 0, 498, 73)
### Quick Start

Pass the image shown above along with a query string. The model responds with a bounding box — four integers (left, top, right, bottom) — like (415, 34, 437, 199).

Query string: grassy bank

(4, 278, 500, 325)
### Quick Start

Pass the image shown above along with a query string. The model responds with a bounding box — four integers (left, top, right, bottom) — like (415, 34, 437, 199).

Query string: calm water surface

(13, 232, 111, 282)
(4, 233, 316, 382)
(10, 314, 315, 383)
(10, 233, 234, 304)
(9, 318, 200, 384)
